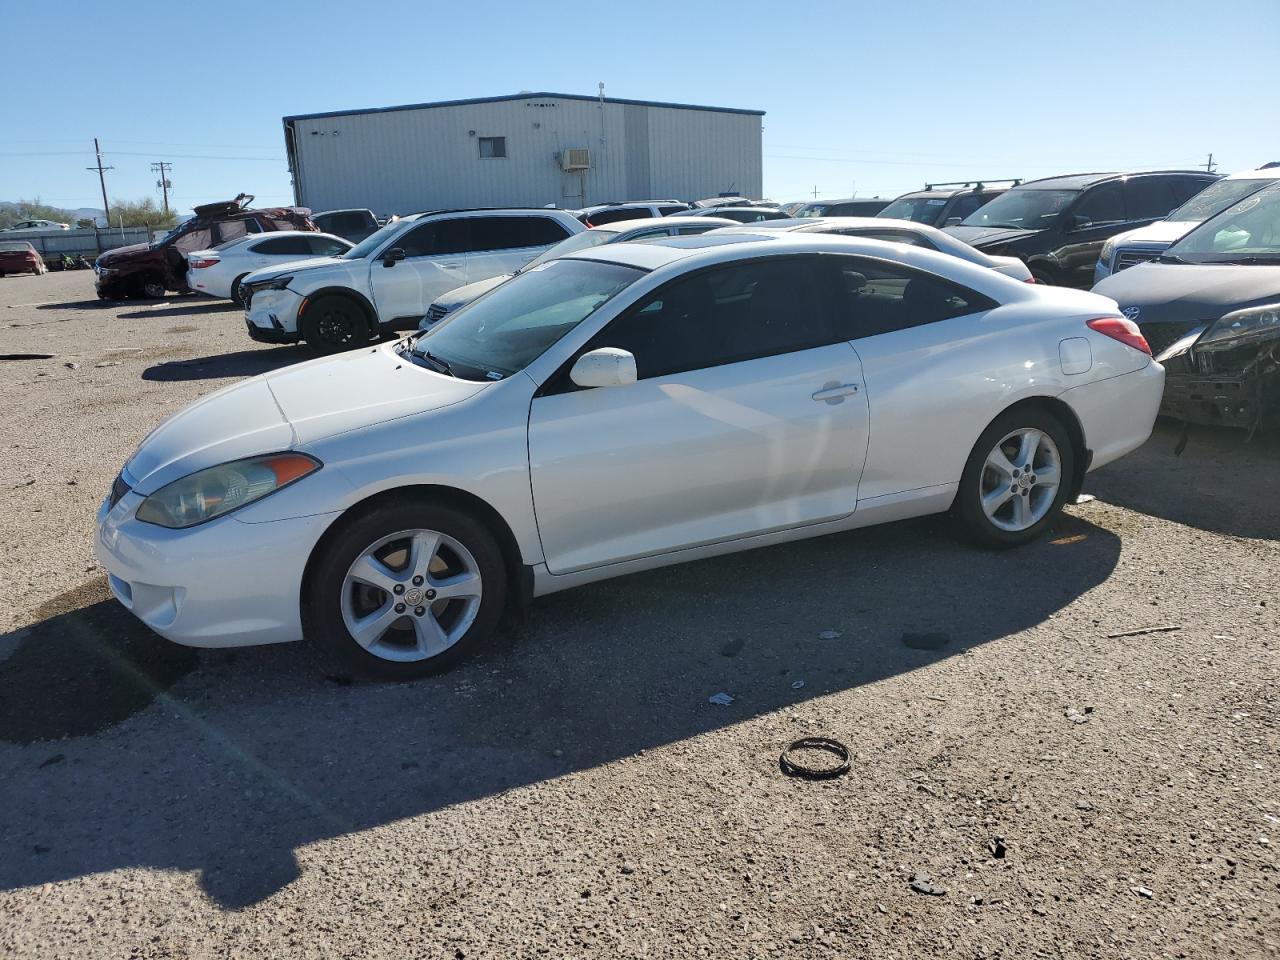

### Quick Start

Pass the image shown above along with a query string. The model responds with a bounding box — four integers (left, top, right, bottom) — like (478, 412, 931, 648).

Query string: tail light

(1087, 316, 1151, 356)
(1023, 276, 1038, 283)
(188, 256, 220, 269)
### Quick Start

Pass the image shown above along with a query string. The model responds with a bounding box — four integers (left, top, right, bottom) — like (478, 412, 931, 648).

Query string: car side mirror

(943, 216, 962, 227)
(569, 347, 637, 388)
(1069, 214, 1092, 231)
(382, 247, 406, 267)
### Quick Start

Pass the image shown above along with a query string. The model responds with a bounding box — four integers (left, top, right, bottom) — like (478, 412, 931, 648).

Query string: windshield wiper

(1156, 253, 1188, 264)
(414, 349, 455, 376)
(1213, 255, 1280, 265)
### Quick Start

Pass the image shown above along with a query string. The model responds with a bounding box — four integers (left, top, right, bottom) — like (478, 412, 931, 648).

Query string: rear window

(318, 211, 374, 234)
(586, 208, 651, 227)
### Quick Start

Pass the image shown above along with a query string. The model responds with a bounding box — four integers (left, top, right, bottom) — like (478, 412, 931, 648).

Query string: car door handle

(438, 261, 464, 269)
(811, 383, 860, 403)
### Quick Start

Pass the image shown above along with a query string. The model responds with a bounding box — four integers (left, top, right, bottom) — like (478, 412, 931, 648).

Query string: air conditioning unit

(560, 148, 590, 172)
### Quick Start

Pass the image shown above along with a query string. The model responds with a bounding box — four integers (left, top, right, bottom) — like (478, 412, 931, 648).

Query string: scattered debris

(1065, 706, 1093, 724)
(1074, 493, 1096, 504)
(1132, 885, 1154, 899)
(908, 872, 947, 896)
(790, 680, 805, 690)
(1105, 624, 1182, 639)
(1213, 634, 1237, 642)
(708, 692, 735, 706)
(926, 695, 948, 703)
(620, 862, 637, 875)
(902, 632, 949, 651)
(987, 836, 1007, 859)
(818, 630, 842, 640)
(1075, 800, 1095, 811)
(37, 754, 65, 769)
(63, 362, 79, 370)
(94, 360, 122, 368)
(14, 479, 34, 488)
(779, 737, 851, 780)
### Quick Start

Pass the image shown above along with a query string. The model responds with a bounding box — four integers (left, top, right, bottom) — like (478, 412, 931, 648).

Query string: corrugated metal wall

(287, 96, 762, 216)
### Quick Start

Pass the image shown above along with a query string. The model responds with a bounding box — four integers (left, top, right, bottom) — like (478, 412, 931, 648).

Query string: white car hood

(243, 255, 348, 284)
(1110, 220, 1196, 247)
(125, 345, 486, 493)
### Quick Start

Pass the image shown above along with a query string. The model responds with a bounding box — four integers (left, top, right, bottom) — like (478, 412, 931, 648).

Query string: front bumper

(245, 287, 303, 336)
(95, 491, 338, 648)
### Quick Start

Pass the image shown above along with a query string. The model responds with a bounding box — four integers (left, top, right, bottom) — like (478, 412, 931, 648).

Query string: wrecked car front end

(1155, 303, 1280, 431)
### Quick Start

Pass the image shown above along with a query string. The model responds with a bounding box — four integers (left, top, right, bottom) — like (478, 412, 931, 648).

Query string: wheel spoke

(1016, 430, 1041, 470)
(1011, 494, 1031, 528)
(982, 485, 1013, 518)
(349, 602, 401, 650)
(1035, 463, 1060, 488)
(347, 553, 401, 593)
(986, 447, 1017, 480)
(411, 611, 450, 657)
(430, 570, 482, 601)
(409, 531, 441, 580)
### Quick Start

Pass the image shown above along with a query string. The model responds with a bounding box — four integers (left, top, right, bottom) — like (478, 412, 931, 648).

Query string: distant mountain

(0, 201, 104, 225)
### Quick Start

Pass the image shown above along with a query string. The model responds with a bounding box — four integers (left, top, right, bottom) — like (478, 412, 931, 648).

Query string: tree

(0, 199, 78, 230)
(107, 198, 178, 228)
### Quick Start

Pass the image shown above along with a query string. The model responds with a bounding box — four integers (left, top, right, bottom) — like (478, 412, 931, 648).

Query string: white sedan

(96, 233, 1163, 679)
(186, 231, 352, 304)
(1, 219, 70, 233)
(712, 216, 1035, 281)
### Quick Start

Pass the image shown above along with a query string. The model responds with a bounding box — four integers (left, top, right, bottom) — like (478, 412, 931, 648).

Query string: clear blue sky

(3, 0, 1277, 216)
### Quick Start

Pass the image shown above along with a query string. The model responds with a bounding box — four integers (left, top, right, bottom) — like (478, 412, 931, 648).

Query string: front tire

(303, 498, 508, 680)
(299, 294, 372, 354)
(955, 407, 1075, 548)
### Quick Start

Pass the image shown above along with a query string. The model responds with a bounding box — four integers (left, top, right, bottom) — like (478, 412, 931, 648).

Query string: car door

(368, 218, 470, 326)
(818, 256, 1005, 503)
(1053, 182, 1128, 286)
(527, 255, 870, 575)
(465, 215, 572, 287)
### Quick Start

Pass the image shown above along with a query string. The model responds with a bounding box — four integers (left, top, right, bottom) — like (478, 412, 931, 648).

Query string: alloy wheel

(316, 306, 359, 346)
(979, 428, 1062, 532)
(339, 528, 483, 663)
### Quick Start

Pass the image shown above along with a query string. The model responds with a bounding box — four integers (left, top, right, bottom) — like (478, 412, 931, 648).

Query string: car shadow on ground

(32, 299, 116, 311)
(116, 301, 236, 320)
(142, 346, 314, 382)
(0, 511, 1118, 909)
(1086, 419, 1280, 541)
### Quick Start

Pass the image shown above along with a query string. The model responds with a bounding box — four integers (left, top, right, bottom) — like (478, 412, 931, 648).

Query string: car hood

(434, 274, 512, 312)
(244, 256, 350, 284)
(98, 243, 153, 266)
(124, 345, 486, 494)
(1110, 220, 1195, 246)
(1093, 263, 1280, 324)
(942, 225, 1041, 248)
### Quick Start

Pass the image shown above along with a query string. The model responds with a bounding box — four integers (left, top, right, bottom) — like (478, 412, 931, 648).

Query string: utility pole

(1204, 152, 1217, 174)
(87, 137, 113, 225)
(151, 161, 172, 216)
(811, 184, 819, 199)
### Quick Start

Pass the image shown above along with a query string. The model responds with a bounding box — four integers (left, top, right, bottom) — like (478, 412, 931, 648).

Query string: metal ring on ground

(779, 737, 851, 780)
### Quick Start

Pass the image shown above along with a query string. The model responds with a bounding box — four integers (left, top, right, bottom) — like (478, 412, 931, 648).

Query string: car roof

(1223, 165, 1280, 181)
(579, 201, 681, 214)
(601, 216, 738, 233)
(712, 215, 940, 233)
(802, 197, 886, 205)
(404, 207, 579, 221)
(1015, 170, 1217, 191)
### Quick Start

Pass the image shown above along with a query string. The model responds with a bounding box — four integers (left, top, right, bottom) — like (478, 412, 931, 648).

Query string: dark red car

(94, 194, 316, 300)
(0, 241, 46, 277)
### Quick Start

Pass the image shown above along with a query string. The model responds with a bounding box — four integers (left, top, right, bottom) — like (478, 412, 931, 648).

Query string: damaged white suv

(241, 208, 582, 352)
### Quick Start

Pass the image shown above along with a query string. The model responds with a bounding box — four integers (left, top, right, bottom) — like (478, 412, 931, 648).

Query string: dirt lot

(1, 270, 1277, 959)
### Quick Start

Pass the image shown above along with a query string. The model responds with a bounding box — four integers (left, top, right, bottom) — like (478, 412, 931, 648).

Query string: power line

(107, 150, 285, 162)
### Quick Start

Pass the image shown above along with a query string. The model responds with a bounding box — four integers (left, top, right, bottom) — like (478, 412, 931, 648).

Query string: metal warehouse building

(283, 91, 764, 216)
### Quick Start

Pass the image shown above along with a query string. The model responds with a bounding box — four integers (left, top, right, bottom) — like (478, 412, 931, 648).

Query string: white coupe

(186, 231, 352, 304)
(97, 233, 1163, 679)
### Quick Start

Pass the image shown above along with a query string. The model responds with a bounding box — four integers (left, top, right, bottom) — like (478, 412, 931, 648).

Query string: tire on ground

(954, 404, 1076, 548)
(298, 293, 373, 353)
(302, 496, 508, 681)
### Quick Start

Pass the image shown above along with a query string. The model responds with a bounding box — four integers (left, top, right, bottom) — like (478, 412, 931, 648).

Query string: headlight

(1197, 302, 1280, 352)
(1099, 238, 1116, 263)
(135, 452, 320, 528)
(267, 275, 293, 291)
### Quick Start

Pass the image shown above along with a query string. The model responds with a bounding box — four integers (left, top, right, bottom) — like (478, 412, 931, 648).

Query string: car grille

(1115, 249, 1160, 272)
(108, 471, 131, 509)
(1140, 320, 1204, 357)
(424, 303, 449, 326)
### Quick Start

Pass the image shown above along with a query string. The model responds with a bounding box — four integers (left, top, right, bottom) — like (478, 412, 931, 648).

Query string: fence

(8, 226, 167, 261)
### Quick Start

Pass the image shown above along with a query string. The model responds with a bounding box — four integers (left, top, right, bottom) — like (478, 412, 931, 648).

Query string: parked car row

(97, 226, 1164, 677)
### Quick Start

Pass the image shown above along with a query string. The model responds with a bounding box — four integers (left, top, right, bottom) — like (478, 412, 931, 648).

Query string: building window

(478, 136, 506, 159)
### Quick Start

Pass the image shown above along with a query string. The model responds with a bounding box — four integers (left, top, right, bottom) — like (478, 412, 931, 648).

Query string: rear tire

(230, 274, 249, 307)
(302, 497, 508, 680)
(299, 294, 372, 354)
(955, 406, 1075, 548)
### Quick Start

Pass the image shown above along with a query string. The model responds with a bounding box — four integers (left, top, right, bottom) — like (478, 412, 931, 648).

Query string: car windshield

(1165, 183, 1280, 264)
(518, 228, 621, 273)
(878, 196, 948, 223)
(342, 220, 403, 259)
(1165, 177, 1277, 224)
(793, 203, 828, 218)
(408, 258, 642, 380)
(960, 189, 1078, 229)
(0, 242, 31, 252)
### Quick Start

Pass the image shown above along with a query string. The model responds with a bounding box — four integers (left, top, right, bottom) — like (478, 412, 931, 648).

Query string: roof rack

(922, 179, 1022, 191)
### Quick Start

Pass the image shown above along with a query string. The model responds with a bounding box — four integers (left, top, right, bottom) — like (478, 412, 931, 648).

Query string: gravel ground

(1, 270, 1277, 959)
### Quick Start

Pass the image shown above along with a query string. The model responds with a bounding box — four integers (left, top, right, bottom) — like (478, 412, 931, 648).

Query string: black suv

(878, 180, 1019, 228)
(943, 171, 1219, 287)
(792, 197, 891, 218)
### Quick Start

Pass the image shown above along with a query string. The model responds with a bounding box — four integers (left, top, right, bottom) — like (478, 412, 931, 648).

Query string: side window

(215, 219, 249, 244)
(826, 257, 996, 339)
(1124, 178, 1179, 220)
(659, 205, 689, 216)
(676, 225, 716, 235)
(837, 228, 931, 248)
(469, 216, 569, 252)
(524, 216, 572, 247)
(1070, 183, 1126, 228)
(171, 227, 214, 253)
(398, 219, 472, 257)
(587, 208, 648, 226)
(946, 195, 987, 222)
(251, 236, 313, 256)
(586, 257, 833, 381)
(478, 136, 506, 158)
(623, 228, 672, 241)
(1171, 177, 1212, 204)
(309, 236, 351, 257)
